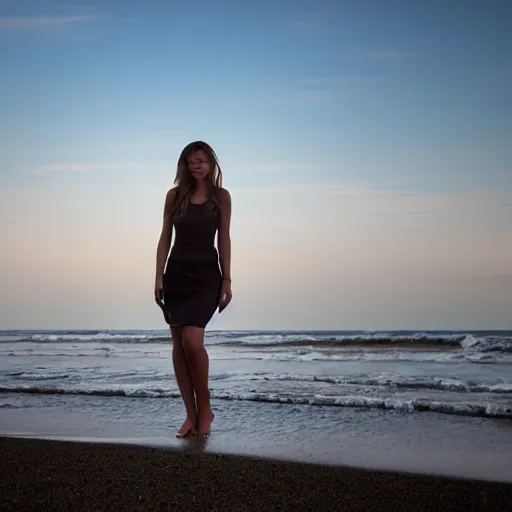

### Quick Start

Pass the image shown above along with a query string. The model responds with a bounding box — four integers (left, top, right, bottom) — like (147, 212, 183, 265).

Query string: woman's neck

(193, 180, 208, 195)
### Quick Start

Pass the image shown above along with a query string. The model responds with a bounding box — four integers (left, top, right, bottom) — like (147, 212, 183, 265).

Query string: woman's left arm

(218, 188, 232, 311)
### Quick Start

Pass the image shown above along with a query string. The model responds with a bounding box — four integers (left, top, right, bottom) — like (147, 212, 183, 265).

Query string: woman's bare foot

(197, 409, 214, 437)
(176, 416, 197, 438)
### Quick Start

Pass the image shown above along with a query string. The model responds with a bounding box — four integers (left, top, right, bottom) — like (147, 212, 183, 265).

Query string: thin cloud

(234, 183, 412, 196)
(0, 15, 94, 30)
(253, 163, 333, 173)
(287, 89, 334, 105)
(488, 203, 512, 209)
(355, 49, 414, 61)
(289, 7, 335, 32)
(110, 143, 165, 152)
(31, 163, 160, 176)
(276, 76, 382, 106)
(365, 210, 437, 216)
(232, 183, 330, 195)
(326, 187, 417, 197)
(290, 19, 329, 32)
(301, 76, 383, 86)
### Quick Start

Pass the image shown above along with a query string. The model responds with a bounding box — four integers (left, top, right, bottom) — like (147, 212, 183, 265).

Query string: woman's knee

(182, 326, 205, 351)
(170, 327, 183, 345)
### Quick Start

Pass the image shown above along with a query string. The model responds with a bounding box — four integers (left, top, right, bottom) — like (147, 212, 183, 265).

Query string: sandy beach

(2, 436, 511, 511)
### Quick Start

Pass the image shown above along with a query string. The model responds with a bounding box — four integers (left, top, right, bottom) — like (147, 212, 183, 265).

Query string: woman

(154, 141, 232, 438)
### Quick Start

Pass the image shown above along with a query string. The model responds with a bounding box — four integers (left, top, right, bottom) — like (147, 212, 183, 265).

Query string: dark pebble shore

(1, 436, 511, 511)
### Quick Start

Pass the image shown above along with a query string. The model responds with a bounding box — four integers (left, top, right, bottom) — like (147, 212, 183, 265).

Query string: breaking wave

(0, 384, 510, 419)
(251, 373, 512, 393)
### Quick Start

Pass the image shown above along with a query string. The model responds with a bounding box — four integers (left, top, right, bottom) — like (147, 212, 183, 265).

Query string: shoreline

(3, 394, 512, 485)
(2, 436, 512, 511)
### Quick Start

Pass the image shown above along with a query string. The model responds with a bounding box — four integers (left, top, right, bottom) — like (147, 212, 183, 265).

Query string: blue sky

(1, 0, 511, 330)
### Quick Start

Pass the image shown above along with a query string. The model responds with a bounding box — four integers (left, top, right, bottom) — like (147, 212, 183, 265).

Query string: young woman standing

(154, 141, 232, 438)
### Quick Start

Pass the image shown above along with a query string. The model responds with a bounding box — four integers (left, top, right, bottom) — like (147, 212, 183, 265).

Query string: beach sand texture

(2, 436, 512, 511)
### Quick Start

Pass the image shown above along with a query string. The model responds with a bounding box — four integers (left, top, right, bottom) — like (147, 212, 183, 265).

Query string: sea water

(1, 329, 511, 482)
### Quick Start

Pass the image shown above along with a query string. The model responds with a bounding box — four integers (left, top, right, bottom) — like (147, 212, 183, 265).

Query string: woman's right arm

(154, 188, 176, 296)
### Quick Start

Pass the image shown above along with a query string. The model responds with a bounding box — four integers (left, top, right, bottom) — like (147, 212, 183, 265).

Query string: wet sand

(2, 436, 511, 511)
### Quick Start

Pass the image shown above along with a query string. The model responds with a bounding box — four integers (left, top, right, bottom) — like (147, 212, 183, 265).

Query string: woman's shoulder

(165, 187, 178, 202)
(215, 187, 231, 203)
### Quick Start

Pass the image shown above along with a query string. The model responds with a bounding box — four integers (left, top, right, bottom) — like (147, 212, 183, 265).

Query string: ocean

(1, 329, 512, 482)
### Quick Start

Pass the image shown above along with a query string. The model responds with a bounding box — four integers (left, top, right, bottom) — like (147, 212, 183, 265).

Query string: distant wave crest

(2, 330, 512, 354)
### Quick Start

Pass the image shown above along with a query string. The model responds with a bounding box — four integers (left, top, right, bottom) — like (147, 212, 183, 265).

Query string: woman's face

(187, 150, 211, 181)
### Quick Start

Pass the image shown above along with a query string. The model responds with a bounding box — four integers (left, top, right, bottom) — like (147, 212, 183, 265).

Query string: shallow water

(1, 329, 511, 419)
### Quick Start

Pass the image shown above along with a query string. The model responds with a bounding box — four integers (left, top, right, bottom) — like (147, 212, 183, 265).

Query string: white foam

(1, 384, 510, 419)
(243, 372, 512, 394)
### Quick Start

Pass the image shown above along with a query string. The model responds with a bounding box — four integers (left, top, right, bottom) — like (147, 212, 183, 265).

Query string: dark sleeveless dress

(162, 199, 223, 328)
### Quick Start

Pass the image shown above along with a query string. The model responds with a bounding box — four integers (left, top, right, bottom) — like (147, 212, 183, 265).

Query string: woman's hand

(219, 279, 232, 313)
(154, 277, 164, 304)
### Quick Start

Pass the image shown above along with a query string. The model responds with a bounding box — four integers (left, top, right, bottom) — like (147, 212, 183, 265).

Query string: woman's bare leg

(170, 326, 197, 437)
(181, 326, 214, 436)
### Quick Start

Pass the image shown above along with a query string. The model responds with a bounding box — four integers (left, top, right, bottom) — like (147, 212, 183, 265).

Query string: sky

(1, 0, 511, 331)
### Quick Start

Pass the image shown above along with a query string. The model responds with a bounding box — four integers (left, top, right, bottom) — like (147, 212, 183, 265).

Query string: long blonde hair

(167, 141, 223, 221)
